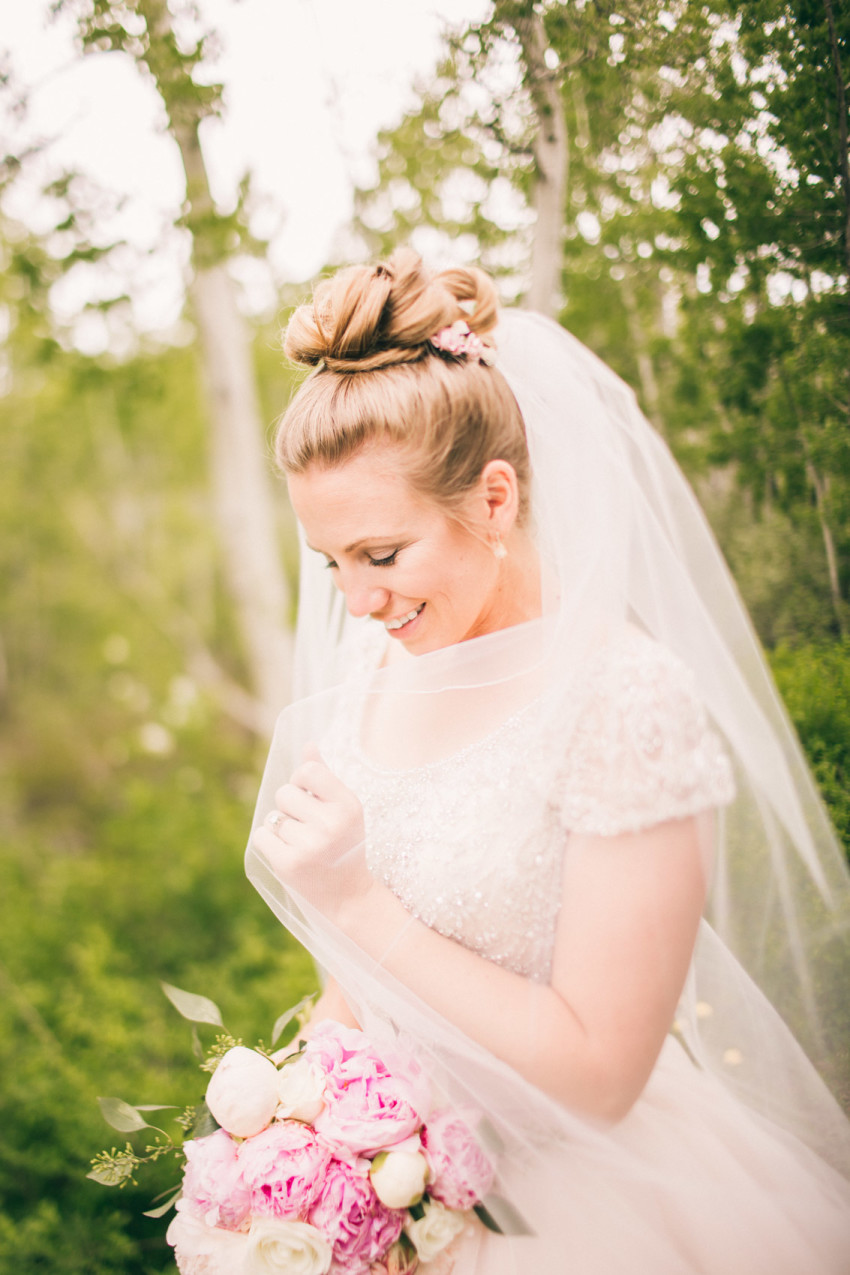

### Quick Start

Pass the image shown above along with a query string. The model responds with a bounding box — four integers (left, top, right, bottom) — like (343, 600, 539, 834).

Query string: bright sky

(2, 0, 491, 345)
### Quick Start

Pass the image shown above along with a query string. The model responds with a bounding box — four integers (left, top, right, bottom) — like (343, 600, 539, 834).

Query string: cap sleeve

(558, 631, 735, 836)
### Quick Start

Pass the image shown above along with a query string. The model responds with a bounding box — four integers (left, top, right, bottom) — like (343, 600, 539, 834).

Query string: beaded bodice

(325, 627, 734, 983)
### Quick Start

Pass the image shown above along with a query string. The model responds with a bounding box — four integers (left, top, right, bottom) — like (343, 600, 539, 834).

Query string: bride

(246, 249, 850, 1272)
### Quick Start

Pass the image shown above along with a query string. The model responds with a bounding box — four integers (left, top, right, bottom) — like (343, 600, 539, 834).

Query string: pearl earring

(492, 536, 508, 561)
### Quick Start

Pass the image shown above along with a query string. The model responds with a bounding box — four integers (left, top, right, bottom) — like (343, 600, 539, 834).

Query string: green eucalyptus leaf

(270, 994, 315, 1047)
(191, 1100, 220, 1140)
(144, 1187, 182, 1218)
(161, 981, 224, 1026)
(135, 1104, 178, 1113)
(475, 1195, 534, 1236)
(87, 1160, 135, 1187)
(97, 1097, 151, 1133)
(277, 1040, 308, 1066)
(191, 1024, 204, 1061)
(473, 1201, 503, 1234)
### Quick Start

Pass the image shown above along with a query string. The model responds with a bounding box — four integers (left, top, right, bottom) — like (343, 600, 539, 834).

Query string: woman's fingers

(273, 782, 318, 824)
(290, 745, 354, 804)
(252, 744, 369, 919)
(254, 744, 367, 899)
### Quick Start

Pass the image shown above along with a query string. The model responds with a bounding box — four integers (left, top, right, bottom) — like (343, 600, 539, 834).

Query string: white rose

(404, 1199, 466, 1264)
(205, 1046, 279, 1138)
(246, 1219, 332, 1275)
(276, 1055, 326, 1123)
(369, 1150, 429, 1209)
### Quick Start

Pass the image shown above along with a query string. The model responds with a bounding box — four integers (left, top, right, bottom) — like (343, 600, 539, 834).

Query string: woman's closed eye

(322, 549, 400, 570)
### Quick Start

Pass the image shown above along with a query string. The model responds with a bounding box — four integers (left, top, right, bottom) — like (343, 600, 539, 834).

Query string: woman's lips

(384, 603, 425, 635)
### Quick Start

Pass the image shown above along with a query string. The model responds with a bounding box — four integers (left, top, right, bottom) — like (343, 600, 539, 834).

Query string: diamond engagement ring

(266, 810, 287, 835)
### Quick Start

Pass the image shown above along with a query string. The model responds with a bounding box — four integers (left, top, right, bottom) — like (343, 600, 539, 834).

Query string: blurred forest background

(1, 0, 849, 1270)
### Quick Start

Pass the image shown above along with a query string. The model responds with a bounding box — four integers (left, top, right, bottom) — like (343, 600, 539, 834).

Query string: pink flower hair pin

(430, 320, 495, 366)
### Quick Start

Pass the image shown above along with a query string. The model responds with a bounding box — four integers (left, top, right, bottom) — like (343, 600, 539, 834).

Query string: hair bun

(283, 249, 499, 374)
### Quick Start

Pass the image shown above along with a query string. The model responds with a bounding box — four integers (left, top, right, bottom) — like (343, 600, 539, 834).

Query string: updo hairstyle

(275, 249, 531, 522)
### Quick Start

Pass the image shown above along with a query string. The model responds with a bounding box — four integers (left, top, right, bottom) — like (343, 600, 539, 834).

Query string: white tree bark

(176, 123, 293, 718)
(131, 0, 294, 725)
(190, 261, 293, 717)
(518, 11, 568, 317)
(621, 272, 664, 430)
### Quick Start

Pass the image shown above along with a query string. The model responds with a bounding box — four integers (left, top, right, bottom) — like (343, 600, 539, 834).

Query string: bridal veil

(245, 309, 850, 1267)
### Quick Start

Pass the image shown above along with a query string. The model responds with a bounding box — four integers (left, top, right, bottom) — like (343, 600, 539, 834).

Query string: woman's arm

(253, 753, 707, 1122)
(339, 818, 705, 1122)
(304, 976, 360, 1035)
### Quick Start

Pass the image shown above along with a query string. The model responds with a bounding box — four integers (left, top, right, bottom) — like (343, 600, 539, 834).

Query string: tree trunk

(621, 271, 664, 430)
(137, 0, 294, 720)
(823, 0, 850, 301)
(777, 358, 847, 635)
(804, 462, 846, 637)
(189, 259, 293, 717)
(517, 11, 568, 317)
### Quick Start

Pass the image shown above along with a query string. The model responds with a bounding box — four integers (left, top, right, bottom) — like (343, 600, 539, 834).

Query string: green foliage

(0, 210, 308, 1268)
(1, 6, 849, 1269)
(769, 640, 850, 855)
(354, 0, 850, 638)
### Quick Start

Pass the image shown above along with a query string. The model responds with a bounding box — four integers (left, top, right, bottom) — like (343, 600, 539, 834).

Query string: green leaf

(473, 1201, 502, 1234)
(408, 1200, 426, 1222)
(277, 1040, 307, 1066)
(86, 1159, 135, 1187)
(474, 1195, 534, 1236)
(135, 1104, 178, 1113)
(191, 1099, 219, 1139)
(97, 1097, 151, 1133)
(271, 994, 315, 1047)
(161, 981, 224, 1027)
(144, 1187, 182, 1218)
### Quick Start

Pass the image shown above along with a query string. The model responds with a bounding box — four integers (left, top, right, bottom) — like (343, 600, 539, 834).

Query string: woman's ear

(479, 459, 520, 536)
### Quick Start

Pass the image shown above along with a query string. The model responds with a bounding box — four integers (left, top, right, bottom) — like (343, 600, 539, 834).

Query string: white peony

(275, 1054, 326, 1123)
(246, 1219, 332, 1275)
(369, 1149, 429, 1209)
(404, 1199, 466, 1264)
(166, 1206, 250, 1274)
(205, 1046, 280, 1138)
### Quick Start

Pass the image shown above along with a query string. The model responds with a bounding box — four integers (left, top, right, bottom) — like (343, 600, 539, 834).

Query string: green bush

(0, 742, 316, 1273)
(769, 639, 850, 858)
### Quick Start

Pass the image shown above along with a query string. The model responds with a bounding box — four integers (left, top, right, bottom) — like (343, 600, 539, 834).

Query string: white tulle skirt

(451, 1037, 850, 1275)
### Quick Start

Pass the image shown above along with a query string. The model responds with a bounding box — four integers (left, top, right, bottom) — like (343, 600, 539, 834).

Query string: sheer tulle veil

(245, 308, 850, 1227)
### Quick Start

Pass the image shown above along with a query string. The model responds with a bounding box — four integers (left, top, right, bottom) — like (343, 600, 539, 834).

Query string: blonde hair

(275, 249, 531, 520)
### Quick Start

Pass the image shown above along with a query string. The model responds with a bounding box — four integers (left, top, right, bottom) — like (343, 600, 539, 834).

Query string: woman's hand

(251, 745, 371, 923)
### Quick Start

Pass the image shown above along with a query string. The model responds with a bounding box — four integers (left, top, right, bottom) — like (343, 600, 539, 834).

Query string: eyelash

(324, 549, 400, 570)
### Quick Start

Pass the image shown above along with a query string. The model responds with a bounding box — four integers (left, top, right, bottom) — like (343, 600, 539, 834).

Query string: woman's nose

(342, 581, 391, 618)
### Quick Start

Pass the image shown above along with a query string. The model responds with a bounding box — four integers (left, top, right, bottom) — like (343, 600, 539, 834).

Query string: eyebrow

(306, 535, 404, 555)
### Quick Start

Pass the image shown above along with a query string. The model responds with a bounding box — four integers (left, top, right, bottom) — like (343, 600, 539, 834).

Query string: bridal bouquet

(90, 986, 500, 1275)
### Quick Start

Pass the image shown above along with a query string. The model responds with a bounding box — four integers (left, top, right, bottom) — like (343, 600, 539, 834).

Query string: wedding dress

(246, 310, 850, 1272)
(318, 623, 850, 1273)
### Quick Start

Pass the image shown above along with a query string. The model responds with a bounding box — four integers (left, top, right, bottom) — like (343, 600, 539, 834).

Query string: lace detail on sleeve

(558, 631, 735, 836)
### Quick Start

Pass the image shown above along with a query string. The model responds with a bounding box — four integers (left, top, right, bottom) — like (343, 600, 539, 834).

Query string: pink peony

(309, 1155, 403, 1273)
(237, 1120, 332, 1221)
(305, 1023, 430, 1156)
(180, 1129, 250, 1232)
(422, 1109, 494, 1211)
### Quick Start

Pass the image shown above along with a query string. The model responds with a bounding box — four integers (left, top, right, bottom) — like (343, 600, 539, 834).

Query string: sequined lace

(326, 627, 734, 983)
